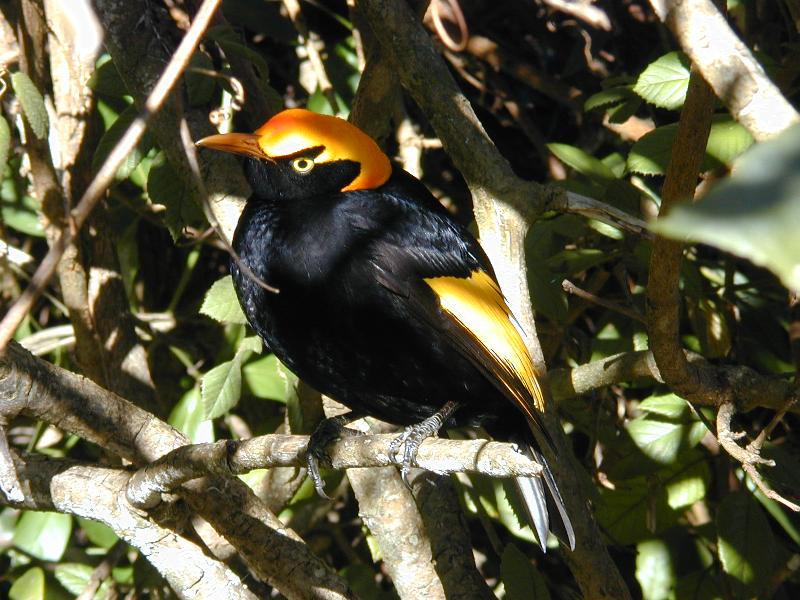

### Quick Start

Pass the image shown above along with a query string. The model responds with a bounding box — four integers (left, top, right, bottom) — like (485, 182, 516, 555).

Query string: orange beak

(195, 132, 269, 160)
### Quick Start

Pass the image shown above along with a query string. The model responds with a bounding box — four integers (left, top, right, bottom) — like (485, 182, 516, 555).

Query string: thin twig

(716, 402, 800, 512)
(549, 189, 653, 239)
(0, 0, 223, 350)
(562, 279, 645, 323)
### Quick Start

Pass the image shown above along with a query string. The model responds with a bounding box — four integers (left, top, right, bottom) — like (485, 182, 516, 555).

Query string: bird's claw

(305, 413, 362, 498)
(388, 417, 444, 487)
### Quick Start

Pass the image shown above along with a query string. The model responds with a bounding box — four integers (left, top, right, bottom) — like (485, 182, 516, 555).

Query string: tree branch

(3, 451, 257, 600)
(0, 341, 354, 600)
(649, 0, 800, 141)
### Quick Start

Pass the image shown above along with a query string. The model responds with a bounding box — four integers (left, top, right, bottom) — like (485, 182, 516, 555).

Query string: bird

(196, 108, 575, 551)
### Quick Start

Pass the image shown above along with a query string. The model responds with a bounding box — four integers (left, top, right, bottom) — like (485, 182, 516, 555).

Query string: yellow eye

(291, 157, 315, 173)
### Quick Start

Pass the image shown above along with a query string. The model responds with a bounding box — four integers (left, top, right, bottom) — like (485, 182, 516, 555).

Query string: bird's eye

(291, 157, 315, 173)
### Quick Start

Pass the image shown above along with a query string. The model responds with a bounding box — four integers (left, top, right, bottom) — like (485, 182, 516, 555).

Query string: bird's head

(196, 109, 392, 201)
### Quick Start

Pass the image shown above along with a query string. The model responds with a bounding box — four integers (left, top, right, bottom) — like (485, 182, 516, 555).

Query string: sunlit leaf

(200, 275, 248, 325)
(584, 86, 635, 112)
(636, 539, 675, 600)
(9, 567, 45, 600)
(168, 387, 214, 443)
(633, 51, 691, 110)
(548, 143, 617, 182)
(13, 511, 72, 561)
(652, 123, 800, 291)
(243, 354, 298, 402)
(77, 517, 119, 549)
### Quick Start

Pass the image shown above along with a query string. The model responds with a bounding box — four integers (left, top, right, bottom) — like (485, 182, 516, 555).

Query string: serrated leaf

(92, 104, 152, 179)
(548, 143, 617, 182)
(9, 567, 45, 600)
(13, 511, 72, 561)
(717, 491, 778, 596)
(636, 539, 675, 600)
(11, 72, 48, 139)
(633, 51, 691, 110)
(201, 354, 245, 419)
(652, 122, 800, 291)
(627, 116, 754, 176)
(584, 86, 635, 112)
(54, 563, 92, 595)
(496, 480, 536, 543)
(200, 275, 248, 325)
(501, 544, 552, 600)
(0, 116, 10, 171)
(168, 387, 214, 443)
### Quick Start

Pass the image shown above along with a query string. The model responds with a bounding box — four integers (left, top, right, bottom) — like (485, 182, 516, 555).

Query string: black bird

(197, 108, 575, 551)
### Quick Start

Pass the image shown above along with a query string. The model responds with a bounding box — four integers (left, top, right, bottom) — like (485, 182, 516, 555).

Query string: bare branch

(126, 431, 543, 510)
(3, 452, 257, 600)
(716, 402, 800, 512)
(548, 189, 653, 239)
(649, 0, 800, 141)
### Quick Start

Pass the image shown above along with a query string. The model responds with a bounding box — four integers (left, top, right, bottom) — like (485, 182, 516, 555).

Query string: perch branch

(2, 451, 257, 600)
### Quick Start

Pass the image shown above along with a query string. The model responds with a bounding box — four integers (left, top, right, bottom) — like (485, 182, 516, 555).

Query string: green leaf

(548, 143, 617, 182)
(636, 539, 675, 600)
(626, 417, 706, 465)
(168, 387, 214, 443)
(652, 122, 800, 291)
(665, 456, 709, 509)
(0, 115, 10, 171)
(717, 491, 778, 596)
(200, 275, 248, 325)
(146, 151, 203, 239)
(633, 51, 691, 110)
(243, 354, 299, 402)
(13, 511, 72, 561)
(500, 544, 551, 600)
(87, 55, 129, 98)
(54, 563, 92, 595)
(9, 567, 45, 600)
(77, 517, 119, 549)
(596, 477, 676, 545)
(202, 340, 260, 418)
(92, 104, 153, 179)
(627, 116, 754, 176)
(1, 180, 44, 237)
(638, 394, 688, 419)
(11, 72, 49, 140)
(340, 565, 395, 600)
(527, 261, 568, 323)
(584, 86, 635, 112)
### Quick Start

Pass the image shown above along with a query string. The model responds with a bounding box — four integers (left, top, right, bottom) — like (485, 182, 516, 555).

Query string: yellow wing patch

(424, 271, 544, 419)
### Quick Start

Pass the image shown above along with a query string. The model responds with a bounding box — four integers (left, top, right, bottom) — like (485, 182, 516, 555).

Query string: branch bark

(648, 0, 800, 141)
(4, 451, 257, 600)
(0, 341, 354, 600)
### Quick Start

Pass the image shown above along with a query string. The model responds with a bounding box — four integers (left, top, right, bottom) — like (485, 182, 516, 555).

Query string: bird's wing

(366, 188, 547, 435)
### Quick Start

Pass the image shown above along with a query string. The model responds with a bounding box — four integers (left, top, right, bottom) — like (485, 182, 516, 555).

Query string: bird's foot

(388, 401, 460, 486)
(306, 413, 362, 499)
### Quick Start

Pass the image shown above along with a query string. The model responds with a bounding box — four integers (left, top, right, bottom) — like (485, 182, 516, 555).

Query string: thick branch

(649, 0, 800, 141)
(3, 452, 256, 600)
(0, 341, 353, 600)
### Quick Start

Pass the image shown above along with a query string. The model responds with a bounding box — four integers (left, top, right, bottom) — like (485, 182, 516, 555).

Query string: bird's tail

(514, 443, 575, 552)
